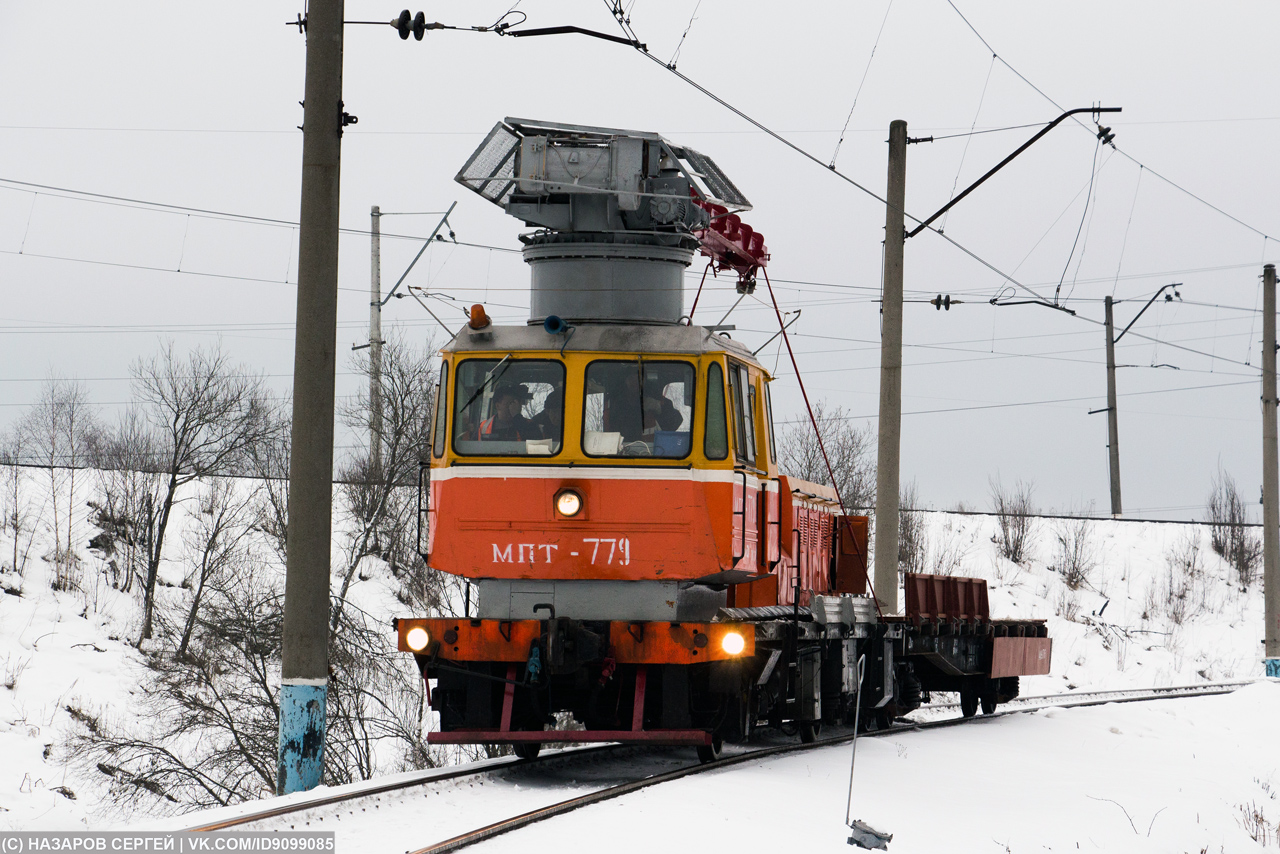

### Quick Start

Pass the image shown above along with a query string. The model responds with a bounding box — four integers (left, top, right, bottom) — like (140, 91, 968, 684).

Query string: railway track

(409, 679, 1253, 854)
(184, 679, 1253, 846)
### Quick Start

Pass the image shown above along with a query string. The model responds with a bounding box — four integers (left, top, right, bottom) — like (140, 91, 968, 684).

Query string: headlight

(555, 489, 583, 517)
(721, 631, 745, 655)
(406, 626, 431, 651)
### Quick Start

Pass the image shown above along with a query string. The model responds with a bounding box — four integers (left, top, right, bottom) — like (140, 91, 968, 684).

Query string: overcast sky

(1, 0, 1277, 520)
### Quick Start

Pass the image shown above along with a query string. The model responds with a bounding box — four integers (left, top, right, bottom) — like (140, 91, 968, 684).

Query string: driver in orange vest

(479, 383, 535, 441)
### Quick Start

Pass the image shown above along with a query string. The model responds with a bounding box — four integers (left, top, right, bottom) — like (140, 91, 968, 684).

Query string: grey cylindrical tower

(524, 236, 695, 325)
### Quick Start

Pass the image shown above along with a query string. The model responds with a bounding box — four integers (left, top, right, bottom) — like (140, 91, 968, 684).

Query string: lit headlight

(721, 631, 745, 655)
(555, 489, 583, 517)
(406, 627, 431, 651)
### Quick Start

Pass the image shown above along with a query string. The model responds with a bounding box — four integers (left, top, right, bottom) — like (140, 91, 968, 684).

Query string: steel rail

(922, 678, 1256, 713)
(408, 680, 1255, 854)
(183, 680, 1255, 837)
(184, 744, 622, 832)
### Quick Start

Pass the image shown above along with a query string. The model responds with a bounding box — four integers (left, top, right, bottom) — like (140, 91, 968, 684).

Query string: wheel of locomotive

(799, 720, 822, 743)
(875, 707, 895, 730)
(696, 736, 724, 764)
(513, 742, 541, 760)
(980, 692, 998, 715)
(959, 682, 979, 718)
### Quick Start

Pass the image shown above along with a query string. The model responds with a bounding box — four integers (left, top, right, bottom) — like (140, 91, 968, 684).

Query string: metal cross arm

(504, 25, 645, 50)
(1113, 283, 1182, 343)
(906, 106, 1122, 239)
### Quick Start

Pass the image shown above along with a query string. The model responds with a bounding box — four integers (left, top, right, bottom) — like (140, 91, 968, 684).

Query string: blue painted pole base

(1266, 659, 1280, 678)
(277, 681, 327, 795)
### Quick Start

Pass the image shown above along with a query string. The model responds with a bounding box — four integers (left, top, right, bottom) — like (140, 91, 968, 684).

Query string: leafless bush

(1156, 532, 1207, 626)
(1053, 517, 1096, 590)
(777, 400, 875, 510)
(1208, 467, 1261, 587)
(68, 556, 443, 814)
(3, 654, 30, 690)
(926, 526, 970, 576)
(1167, 531, 1203, 581)
(897, 480, 925, 577)
(1238, 801, 1276, 846)
(990, 477, 1037, 564)
(1054, 586, 1080, 622)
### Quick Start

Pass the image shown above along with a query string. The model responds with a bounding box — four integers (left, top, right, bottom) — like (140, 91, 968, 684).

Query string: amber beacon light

(555, 489, 583, 518)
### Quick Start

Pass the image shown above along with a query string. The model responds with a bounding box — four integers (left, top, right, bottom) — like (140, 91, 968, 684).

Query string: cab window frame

(580, 358, 697, 461)
(450, 356, 567, 458)
(431, 360, 449, 459)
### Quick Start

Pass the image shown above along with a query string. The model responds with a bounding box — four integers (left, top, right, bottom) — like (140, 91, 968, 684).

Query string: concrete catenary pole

(278, 0, 345, 796)
(369, 205, 383, 479)
(873, 120, 907, 614)
(1104, 295, 1123, 517)
(1262, 263, 1279, 676)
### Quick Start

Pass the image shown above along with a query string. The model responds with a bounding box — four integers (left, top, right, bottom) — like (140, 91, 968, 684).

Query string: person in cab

(529, 387, 564, 441)
(480, 382, 535, 441)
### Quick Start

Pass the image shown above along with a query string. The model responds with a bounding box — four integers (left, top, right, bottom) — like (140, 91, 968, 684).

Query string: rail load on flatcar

(394, 119, 1050, 761)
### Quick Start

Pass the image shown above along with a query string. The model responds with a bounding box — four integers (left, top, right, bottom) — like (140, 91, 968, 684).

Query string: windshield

(452, 358, 566, 456)
(582, 360, 695, 458)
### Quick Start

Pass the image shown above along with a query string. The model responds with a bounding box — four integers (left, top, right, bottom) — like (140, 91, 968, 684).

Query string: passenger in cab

(529, 388, 564, 440)
(605, 371, 682, 441)
(479, 383, 535, 441)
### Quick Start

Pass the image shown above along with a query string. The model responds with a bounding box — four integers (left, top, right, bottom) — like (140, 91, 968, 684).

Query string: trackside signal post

(279, 0, 346, 795)
(1263, 263, 1279, 676)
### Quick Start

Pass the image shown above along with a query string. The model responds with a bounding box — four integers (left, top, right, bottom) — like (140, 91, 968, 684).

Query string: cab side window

(704, 362, 729, 460)
(728, 362, 757, 465)
(432, 361, 448, 458)
(763, 381, 777, 467)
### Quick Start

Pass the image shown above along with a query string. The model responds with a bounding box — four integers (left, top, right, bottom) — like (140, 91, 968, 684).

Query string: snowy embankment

(0, 470, 1269, 835)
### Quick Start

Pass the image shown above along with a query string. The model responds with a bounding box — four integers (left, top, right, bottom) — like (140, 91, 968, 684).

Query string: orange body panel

(834, 515, 869, 595)
(398, 618, 540, 661)
(398, 617, 752, 665)
(608, 622, 755, 664)
(728, 574, 779, 608)
(429, 470, 744, 581)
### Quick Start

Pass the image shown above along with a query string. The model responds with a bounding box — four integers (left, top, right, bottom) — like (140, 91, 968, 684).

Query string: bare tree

(176, 478, 254, 658)
(88, 407, 165, 594)
(777, 401, 875, 510)
(131, 342, 276, 644)
(333, 332, 455, 630)
(990, 477, 1037, 564)
(19, 377, 99, 569)
(244, 409, 291, 564)
(68, 557, 440, 813)
(1, 430, 36, 576)
(898, 480, 925, 576)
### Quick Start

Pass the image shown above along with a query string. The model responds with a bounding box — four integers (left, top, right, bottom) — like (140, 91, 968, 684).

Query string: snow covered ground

(477, 684, 1280, 854)
(0, 470, 1271, 846)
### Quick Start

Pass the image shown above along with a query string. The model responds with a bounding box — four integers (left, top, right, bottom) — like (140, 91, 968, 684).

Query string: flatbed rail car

(393, 118, 1051, 759)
